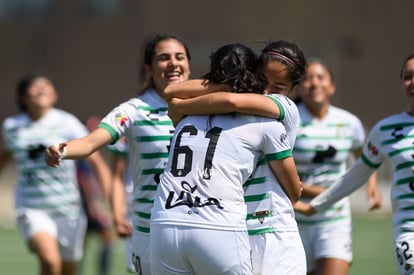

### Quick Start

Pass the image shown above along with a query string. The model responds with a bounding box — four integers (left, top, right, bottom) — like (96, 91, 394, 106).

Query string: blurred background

(0, 0, 411, 223)
(0, 1, 410, 274)
(0, 0, 414, 274)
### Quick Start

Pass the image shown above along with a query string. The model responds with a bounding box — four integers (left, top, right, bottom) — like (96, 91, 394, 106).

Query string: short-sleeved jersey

(151, 113, 292, 231)
(98, 89, 174, 234)
(294, 103, 365, 224)
(244, 94, 300, 234)
(361, 112, 414, 237)
(1, 108, 88, 217)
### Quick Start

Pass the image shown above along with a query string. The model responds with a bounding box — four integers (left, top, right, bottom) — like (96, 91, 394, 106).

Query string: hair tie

(266, 51, 302, 72)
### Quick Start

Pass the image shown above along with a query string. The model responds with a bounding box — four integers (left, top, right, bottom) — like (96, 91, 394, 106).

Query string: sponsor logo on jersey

(115, 113, 128, 128)
(367, 141, 378, 156)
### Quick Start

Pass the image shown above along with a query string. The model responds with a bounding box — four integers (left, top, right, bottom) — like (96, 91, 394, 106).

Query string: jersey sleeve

(260, 118, 292, 161)
(98, 99, 137, 143)
(265, 94, 299, 146)
(349, 113, 366, 151)
(360, 121, 386, 169)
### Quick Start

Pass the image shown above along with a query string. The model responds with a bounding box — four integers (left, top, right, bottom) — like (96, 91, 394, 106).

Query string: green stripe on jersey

(135, 225, 150, 233)
(134, 120, 173, 126)
(137, 136, 172, 142)
(137, 105, 168, 112)
(266, 149, 292, 161)
(264, 95, 284, 121)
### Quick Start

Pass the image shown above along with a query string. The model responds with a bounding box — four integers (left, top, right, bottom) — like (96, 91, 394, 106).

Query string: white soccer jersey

(99, 89, 174, 234)
(151, 113, 292, 231)
(1, 108, 88, 217)
(294, 103, 365, 224)
(244, 94, 300, 234)
(360, 112, 414, 237)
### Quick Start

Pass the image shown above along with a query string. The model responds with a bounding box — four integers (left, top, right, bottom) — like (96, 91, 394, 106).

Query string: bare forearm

(169, 92, 281, 118)
(269, 157, 302, 204)
(163, 79, 226, 101)
(65, 128, 112, 159)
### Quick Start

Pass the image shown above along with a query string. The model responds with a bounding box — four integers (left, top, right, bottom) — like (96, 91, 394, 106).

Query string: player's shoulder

(373, 112, 410, 129)
(2, 113, 26, 130)
(328, 105, 360, 121)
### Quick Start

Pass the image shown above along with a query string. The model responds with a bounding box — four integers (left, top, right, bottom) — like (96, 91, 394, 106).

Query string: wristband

(60, 146, 67, 160)
(53, 143, 66, 160)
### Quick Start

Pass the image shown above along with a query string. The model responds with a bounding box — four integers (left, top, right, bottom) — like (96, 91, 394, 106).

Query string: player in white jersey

(151, 42, 302, 275)
(292, 58, 381, 275)
(162, 40, 308, 274)
(45, 33, 192, 275)
(0, 75, 111, 275)
(295, 53, 414, 275)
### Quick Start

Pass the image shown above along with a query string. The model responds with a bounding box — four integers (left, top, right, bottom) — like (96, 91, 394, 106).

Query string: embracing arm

(162, 79, 227, 101)
(168, 92, 283, 126)
(268, 156, 302, 204)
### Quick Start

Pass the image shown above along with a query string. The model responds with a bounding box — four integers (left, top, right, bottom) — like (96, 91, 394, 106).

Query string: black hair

(400, 53, 414, 80)
(139, 33, 191, 92)
(203, 43, 263, 93)
(258, 40, 307, 87)
(16, 73, 52, 112)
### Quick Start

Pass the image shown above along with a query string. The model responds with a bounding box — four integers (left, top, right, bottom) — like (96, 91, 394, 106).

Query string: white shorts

(249, 231, 306, 275)
(131, 230, 151, 275)
(150, 224, 254, 275)
(16, 208, 87, 261)
(395, 233, 414, 275)
(298, 220, 352, 272)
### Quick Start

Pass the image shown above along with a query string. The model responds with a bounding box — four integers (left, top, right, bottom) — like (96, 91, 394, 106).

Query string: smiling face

(22, 77, 58, 113)
(259, 60, 293, 95)
(145, 38, 191, 93)
(299, 62, 335, 108)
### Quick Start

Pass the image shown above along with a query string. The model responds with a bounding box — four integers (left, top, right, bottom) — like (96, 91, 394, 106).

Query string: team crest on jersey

(367, 141, 378, 156)
(115, 113, 128, 128)
(280, 133, 287, 143)
(253, 210, 270, 224)
(336, 124, 346, 138)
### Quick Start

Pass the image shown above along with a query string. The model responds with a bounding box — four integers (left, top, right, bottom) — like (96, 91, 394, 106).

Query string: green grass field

(0, 214, 397, 274)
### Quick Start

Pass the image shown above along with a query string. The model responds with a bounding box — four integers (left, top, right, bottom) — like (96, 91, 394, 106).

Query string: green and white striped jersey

(99, 89, 174, 234)
(2, 108, 88, 217)
(244, 94, 300, 234)
(294, 103, 365, 225)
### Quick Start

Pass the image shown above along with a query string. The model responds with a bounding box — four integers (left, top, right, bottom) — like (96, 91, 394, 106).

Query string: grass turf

(0, 214, 397, 275)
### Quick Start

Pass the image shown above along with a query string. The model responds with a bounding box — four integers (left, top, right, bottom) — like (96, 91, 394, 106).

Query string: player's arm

(45, 128, 113, 167)
(168, 92, 283, 126)
(111, 154, 133, 238)
(352, 148, 382, 210)
(162, 79, 227, 101)
(268, 156, 303, 204)
(308, 158, 376, 214)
